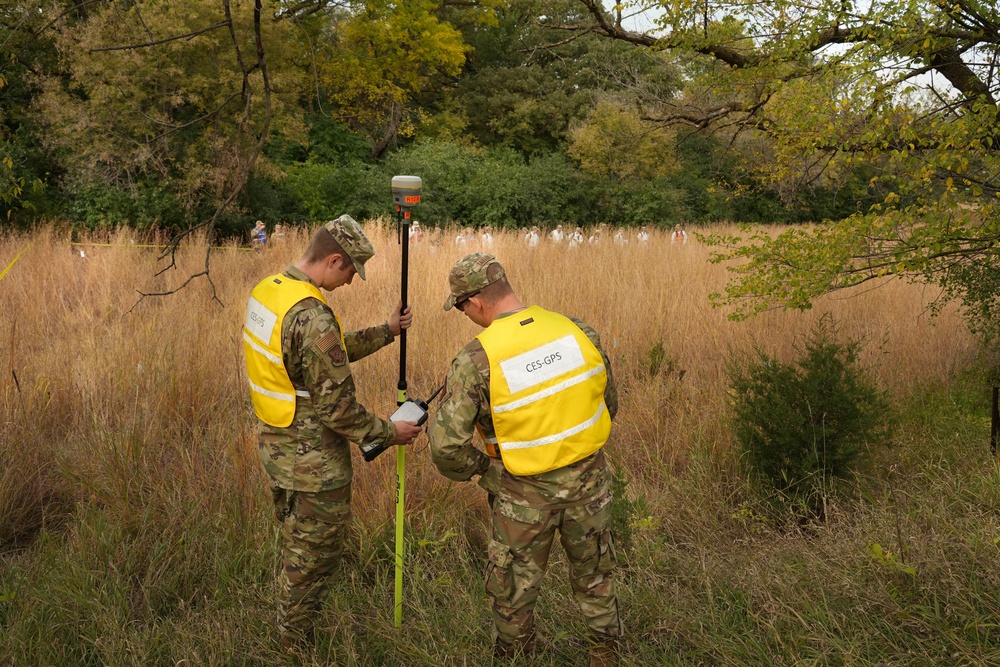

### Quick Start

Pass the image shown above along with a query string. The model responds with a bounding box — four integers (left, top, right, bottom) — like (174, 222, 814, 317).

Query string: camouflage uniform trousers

(271, 482, 352, 643)
(485, 492, 622, 648)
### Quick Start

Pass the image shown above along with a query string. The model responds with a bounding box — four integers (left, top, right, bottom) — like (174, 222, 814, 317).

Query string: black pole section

(427, 384, 445, 404)
(397, 209, 409, 406)
(991, 387, 999, 457)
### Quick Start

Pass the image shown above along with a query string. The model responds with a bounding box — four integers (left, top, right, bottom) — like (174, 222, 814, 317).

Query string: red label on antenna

(405, 196, 420, 203)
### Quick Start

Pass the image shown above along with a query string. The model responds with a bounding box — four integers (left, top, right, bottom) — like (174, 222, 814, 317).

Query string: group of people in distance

(251, 220, 287, 250)
(527, 223, 688, 248)
(449, 224, 494, 249)
(242, 216, 624, 666)
(255, 219, 689, 254)
(401, 221, 689, 251)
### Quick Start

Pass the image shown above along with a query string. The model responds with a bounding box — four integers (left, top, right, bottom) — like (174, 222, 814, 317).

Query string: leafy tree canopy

(34, 0, 307, 211)
(315, 0, 484, 159)
(561, 0, 1000, 333)
(1, 0, 923, 237)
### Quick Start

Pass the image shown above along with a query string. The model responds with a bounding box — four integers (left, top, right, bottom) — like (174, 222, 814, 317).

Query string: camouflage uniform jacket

(429, 310, 618, 510)
(258, 265, 397, 492)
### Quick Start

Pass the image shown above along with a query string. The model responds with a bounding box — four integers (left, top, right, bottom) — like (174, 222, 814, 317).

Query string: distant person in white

(525, 226, 540, 249)
(549, 224, 564, 244)
(568, 227, 585, 248)
(613, 228, 628, 245)
(588, 229, 602, 245)
(480, 226, 494, 249)
(670, 224, 688, 246)
(636, 225, 649, 243)
(409, 221, 423, 244)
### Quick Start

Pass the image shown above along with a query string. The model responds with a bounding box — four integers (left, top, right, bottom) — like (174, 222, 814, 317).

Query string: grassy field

(1, 223, 998, 666)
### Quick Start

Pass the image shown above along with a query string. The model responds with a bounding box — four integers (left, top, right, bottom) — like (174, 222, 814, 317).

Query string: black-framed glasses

(455, 291, 480, 311)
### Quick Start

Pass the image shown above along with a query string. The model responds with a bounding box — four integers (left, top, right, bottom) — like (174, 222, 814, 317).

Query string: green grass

(2, 377, 999, 666)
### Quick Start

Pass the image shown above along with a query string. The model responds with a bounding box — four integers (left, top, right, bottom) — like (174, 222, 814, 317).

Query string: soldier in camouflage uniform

(428, 253, 622, 667)
(243, 215, 423, 651)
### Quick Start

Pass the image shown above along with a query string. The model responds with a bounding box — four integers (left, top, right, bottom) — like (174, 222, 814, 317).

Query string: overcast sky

(606, 2, 663, 35)
(599, 2, 957, 100)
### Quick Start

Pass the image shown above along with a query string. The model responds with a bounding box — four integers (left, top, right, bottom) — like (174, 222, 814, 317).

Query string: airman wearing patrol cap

(322, 215, 374, 279)
(242, 214, 423, 652)
(429, 252, 623, 666)
(442, 252, 508, 311)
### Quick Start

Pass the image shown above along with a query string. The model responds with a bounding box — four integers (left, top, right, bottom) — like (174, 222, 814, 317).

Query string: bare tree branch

(549, 0, 758, 67)
(132, 0, 273, 311)
(519, 28, 592, 54)
(275, 0, 350, 21)
(14, 0, 107, 54)
(90, 19, 230, 52)
(928, 42, 998, 105)
(130, 0, 155, 39)
(369, 102, 403, 160)
(147, 93, 242, 141)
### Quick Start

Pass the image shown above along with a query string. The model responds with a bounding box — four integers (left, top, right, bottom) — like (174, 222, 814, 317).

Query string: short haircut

(477, 266, 514, 305)
(302, 226, 351, 268)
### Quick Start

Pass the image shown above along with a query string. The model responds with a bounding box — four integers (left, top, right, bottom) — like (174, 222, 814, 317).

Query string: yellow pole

(394, 426, 406, 628)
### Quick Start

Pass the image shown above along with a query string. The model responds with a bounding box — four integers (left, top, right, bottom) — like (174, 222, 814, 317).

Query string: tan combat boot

(279, 625, 315, 662)
(493, 634, 536, 661)
(588, 636, 618, 667)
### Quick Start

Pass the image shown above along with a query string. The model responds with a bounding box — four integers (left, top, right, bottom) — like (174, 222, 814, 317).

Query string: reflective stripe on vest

(477, 306, 611, 476)
(242, 274, 343, 427)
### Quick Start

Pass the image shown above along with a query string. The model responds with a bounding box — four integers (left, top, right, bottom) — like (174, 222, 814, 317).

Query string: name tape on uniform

(500, 335, 585, 394)
(245, 296, 278, 343)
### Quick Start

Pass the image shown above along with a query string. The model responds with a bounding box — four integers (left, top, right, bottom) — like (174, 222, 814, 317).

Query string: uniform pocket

(596, 528, 617, 575)
(498, 500, 545, 525)
(485, 539, 514, 599)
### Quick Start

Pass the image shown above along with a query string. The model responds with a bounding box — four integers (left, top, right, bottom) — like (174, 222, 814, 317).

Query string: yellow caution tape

(0, 243, 30, 284)
(70, 242, 253, 251)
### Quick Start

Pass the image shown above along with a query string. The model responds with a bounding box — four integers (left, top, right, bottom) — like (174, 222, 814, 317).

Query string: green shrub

(599, 177, 690, 227)
(726, 315, 893, 512)
(608, 465, 648, 556)
(460, 147, 587, 228)
(383, 140, 475, 225)
(644, 339, 681, 379)
(64, 180, 188, 231)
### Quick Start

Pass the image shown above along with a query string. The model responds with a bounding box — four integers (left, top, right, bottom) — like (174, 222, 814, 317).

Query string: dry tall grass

(1, 224, 975, 524)
(1, 224, 996, 666)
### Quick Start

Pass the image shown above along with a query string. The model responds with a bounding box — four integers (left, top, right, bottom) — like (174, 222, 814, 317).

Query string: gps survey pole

(393, 175, 421, 406)
(390, 174, 421, 628)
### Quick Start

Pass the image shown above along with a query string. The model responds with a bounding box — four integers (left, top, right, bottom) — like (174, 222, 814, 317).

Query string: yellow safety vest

(242, 274, 345, 427)
(477, 306, 611, 476)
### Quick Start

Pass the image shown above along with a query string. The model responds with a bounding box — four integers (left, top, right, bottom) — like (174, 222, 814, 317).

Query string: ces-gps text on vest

(526, 352, 562, 373)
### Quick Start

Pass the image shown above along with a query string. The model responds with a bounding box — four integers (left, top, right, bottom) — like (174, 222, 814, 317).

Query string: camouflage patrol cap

(443, 253, 506, 311)
(324, 214, 375, 280)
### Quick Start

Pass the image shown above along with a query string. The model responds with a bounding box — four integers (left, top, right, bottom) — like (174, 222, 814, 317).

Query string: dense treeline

(1, 1, 875, 237)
